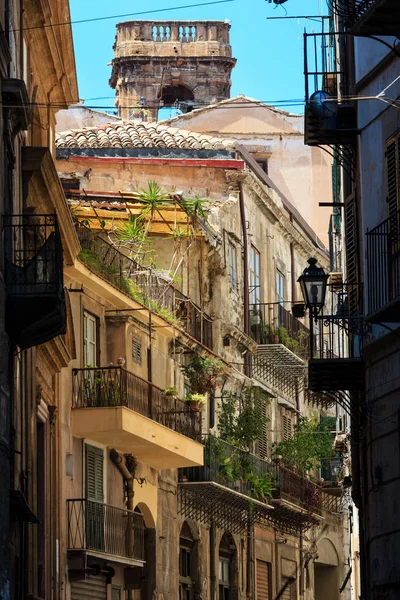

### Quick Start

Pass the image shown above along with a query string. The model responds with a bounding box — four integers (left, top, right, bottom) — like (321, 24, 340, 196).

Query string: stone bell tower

(109, 20, 237, 121)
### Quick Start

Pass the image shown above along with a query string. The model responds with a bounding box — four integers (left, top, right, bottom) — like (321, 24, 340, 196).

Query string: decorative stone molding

(48, 405, 58, 427)
(224, 326, 258, 355)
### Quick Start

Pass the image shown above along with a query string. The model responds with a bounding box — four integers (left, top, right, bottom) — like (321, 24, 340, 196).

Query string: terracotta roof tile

(56, 120, 235, 151)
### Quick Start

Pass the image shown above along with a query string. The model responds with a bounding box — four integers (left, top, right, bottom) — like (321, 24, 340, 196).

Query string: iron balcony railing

(327, 0, 392, 27)
(180, 436, 273, 503)
(249, 302, 310, 360)
(304, 31, 344, 104)
(311, 282, 363, 360)
(180, 436, 336, 514)
(366, 209, 400, 317)
(2, 213, 66, 349)
(72, 366, 202, 442)
(77, 224, 213, 350)
(67, 499, 145, 562)
(3, 213, 63, 297)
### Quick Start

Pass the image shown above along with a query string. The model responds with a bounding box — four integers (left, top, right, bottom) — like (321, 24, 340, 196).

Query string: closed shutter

(386, 136, 399, 220)
(344, 196, 360, 315)
(282, 414, 292, 441)
(85, 444, 104, 501)
(281, 577, 295, 600)
(257, 400, 269, 459)
(256, 560, 271, 600)
(71, 575, 107, 600)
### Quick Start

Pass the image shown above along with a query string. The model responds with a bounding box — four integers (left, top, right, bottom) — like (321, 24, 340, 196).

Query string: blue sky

(70, 0, 327, 115)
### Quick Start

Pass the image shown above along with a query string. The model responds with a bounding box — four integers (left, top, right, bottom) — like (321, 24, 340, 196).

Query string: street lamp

(298, 258, 329, 320)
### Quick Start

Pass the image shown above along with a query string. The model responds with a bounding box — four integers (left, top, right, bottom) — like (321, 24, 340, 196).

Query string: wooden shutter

(256, 560, 271, 600)
(257, 400, 269, 459)
(386, 136, 399, 220)
(85, 444, 104, 502)
(281, 578, 295, 600)
(344, 196, 361, 315)
(282, 414, 292, 441)
(71, 575, 107, 600)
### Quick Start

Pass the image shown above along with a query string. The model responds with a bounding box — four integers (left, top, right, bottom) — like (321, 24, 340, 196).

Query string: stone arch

(315, 537, 339, 567)
(134, 503, 156, 599)
(160, 83, 195, 106)
(219, 532, 238, 599)
(134, 501, 156, 529)
(179, 520, 201, 599)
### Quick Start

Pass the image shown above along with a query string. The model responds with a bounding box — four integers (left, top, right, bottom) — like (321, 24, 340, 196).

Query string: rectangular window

(250, 246, 261, 304)
(132, 337, 142, 365)
(276, 270, 285, 306)
(228, 242, 238, 290)
(84, 311, 98, 367)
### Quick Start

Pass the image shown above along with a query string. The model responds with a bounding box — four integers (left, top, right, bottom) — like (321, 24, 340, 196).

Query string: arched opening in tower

(161, 85, 195, 107)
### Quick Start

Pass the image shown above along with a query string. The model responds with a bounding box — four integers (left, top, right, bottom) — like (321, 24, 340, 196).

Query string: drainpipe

(238, 181, 250, 377)
(210, 520, 216, 600)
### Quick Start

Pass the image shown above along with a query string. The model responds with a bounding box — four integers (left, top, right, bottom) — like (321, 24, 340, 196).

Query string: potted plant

(186, 393, 207, 412)
(164, 386, 178, 399)
(180, 354, 227, 394)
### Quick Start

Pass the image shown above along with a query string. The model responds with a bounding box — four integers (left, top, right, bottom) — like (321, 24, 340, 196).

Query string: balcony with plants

(249, 302, 309, 395)
(71, 181, 214, 350)
(67, 498, 145, 567)
(178, 385, 338, 533)
(71, 365, 204, 469)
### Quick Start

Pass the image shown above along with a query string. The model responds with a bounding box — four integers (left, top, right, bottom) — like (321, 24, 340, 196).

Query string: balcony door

(85, 444, 105, 552)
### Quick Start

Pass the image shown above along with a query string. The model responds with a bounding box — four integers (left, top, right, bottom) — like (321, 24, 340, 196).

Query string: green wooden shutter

(386, 137, 399, 220)
(85, 444, 104, 502)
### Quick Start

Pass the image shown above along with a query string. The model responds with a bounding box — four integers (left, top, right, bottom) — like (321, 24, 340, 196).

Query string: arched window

(179, 521, 199, 600)
(219, 532, 237, 600)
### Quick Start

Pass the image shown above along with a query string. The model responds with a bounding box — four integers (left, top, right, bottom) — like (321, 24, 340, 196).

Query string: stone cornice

(22, 146, 80, 265)
(244, 174, 329, 268)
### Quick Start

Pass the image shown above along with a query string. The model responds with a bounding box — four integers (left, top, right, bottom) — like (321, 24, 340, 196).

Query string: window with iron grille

(131, 337, 142, 365)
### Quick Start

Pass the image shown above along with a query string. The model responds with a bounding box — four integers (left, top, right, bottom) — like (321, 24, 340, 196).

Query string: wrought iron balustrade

(2, 213, 65, 348)
(72, 366, 201, 441)
(77, 224, 213, 349)
(67, 499, 145, 562)
(327, 0, 400, 35)
(304, 31, 356, 148)
(180, 435, 273, 502)
(271, 465, 324, 516)
(309, 283, 365, 392)
(250, 302, 310, 360)
(366, 210, 400, 320)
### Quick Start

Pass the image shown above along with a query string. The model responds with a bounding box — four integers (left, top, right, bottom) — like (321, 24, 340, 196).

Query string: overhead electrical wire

(12, 0, 235, 33)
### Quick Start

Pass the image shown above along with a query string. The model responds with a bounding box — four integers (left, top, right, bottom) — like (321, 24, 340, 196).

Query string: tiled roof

(56, 121, 235, 150)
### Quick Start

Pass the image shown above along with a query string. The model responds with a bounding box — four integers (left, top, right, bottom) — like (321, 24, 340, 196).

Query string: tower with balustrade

(109, 20, 237, 121)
